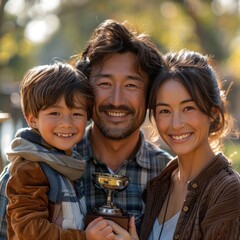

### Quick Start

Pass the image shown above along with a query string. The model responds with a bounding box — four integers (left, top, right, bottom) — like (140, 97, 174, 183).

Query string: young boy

(5, 62, 114, 239)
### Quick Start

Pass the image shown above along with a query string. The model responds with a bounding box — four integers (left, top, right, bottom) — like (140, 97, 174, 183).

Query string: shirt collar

(82, 124, 151, 169)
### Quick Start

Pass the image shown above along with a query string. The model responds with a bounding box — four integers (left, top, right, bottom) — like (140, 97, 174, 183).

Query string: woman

(140, 49, 240, 240)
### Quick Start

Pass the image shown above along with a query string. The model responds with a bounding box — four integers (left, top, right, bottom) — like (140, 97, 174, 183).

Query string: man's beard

(93, 105, 145, 140)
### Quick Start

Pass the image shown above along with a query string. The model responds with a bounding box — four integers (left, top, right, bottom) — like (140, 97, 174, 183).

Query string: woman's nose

(172, 112, 184, 129)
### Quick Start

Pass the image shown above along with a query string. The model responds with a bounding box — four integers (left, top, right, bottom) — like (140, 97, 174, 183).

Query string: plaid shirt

(75, 125, 173, 232)
(0, 165, 9, 240)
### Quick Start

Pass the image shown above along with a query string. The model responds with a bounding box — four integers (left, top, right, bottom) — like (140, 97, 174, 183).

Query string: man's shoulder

(142, 139, 173, 159)
(75, 125, 92, 159)
(136, 138, 173, 171)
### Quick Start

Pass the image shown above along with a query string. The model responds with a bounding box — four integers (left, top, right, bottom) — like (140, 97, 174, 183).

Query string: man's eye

(97, 82, 111, 87)
(126, 84, 138, 88)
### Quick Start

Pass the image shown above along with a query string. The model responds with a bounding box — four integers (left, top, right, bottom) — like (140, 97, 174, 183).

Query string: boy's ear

(26, 115, 38, 129)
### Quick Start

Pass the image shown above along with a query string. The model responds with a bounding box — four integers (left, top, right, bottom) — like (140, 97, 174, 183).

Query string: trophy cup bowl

(93, 172, 130, 191)
(85, 172, 131, 230)
(92, 172, 130, 215)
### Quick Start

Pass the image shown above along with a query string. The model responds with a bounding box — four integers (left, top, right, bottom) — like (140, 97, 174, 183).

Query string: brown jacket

(6, 129, 87, 240)
(140, 153, 240, 240)
(6, 159, 87, 240)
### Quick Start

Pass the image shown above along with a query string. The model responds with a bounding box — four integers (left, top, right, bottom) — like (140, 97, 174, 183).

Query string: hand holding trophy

(85, 172, 130, 230)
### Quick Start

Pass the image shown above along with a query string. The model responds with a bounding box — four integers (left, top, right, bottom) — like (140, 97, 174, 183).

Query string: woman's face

(154, 79, 212, 158)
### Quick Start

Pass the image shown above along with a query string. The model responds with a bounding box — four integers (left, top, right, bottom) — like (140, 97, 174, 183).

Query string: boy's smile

(27, 95, 87, 155)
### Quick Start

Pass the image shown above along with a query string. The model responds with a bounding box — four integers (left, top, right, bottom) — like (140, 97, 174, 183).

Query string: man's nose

(109, 86, 125, 106)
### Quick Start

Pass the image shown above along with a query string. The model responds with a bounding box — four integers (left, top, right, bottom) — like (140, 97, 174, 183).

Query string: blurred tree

(0, 0, 240, 79)
(0, 0, 239, 169)
(0, 0, 239, 116)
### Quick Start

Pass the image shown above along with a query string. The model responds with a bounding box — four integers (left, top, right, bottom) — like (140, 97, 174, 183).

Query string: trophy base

(85, 212, 130, 230)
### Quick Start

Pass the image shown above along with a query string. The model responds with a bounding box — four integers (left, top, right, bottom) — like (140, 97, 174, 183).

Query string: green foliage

(224, 141, 240, 174)
(1, 0, 240, 80)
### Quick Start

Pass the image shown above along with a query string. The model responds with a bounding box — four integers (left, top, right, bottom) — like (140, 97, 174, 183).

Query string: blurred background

(0, 0, 239, 172)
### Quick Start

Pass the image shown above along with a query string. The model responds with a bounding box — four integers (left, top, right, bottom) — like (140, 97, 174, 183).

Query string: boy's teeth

(57, 133, 73, 137)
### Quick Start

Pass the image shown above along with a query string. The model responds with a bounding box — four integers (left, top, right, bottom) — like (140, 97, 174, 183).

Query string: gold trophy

(85, 172, 130, 230)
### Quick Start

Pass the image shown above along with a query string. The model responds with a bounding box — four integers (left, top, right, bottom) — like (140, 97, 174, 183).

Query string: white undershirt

(108, 167, 115, 174)
(148, 212, 180, 240)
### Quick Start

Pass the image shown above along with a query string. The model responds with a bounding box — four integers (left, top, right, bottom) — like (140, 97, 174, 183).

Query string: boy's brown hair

(20, 62, 93, 120)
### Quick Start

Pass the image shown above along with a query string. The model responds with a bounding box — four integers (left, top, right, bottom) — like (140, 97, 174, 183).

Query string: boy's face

(27, 94, 87, 155)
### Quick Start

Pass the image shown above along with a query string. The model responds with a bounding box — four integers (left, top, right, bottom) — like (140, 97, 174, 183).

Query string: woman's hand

(106, 216, 139, 240)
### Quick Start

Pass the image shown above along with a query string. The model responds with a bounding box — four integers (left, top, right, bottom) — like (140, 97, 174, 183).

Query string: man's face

(90, 52, 149, 140)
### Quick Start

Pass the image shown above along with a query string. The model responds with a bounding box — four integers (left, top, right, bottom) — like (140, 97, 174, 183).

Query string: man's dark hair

(76, 19, 165, 105)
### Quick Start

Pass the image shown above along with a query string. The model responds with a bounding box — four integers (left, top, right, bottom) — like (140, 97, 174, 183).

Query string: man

(75, 19, 173, 233)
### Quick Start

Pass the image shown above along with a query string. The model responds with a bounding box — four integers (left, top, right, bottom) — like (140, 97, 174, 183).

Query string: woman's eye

(159, 109, 170, 114)
(184, 106, 195, 111)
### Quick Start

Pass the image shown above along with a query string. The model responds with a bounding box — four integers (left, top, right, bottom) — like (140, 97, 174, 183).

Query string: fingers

(85, 216, 139, 240)
(105, 220, 129, 240)
(86, 217, 114, 240)
(128, 216, 139, 240)
(106, 217, 139, 240)
(86, 217, 104, 229)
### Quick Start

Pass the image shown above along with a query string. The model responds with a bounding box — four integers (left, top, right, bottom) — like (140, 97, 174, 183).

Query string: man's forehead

(90, 54, 149, 82)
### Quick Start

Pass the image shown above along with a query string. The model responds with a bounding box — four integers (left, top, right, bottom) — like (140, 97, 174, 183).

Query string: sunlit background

(0, 0, 239, 171)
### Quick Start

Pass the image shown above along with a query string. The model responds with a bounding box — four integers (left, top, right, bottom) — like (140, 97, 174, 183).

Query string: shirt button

(183, 206, 189, 212)
(174, 234, 180, 239)
(192, 183, 198, 188)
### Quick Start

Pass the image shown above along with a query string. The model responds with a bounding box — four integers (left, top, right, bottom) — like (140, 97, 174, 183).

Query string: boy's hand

(85, 217, 115, 240)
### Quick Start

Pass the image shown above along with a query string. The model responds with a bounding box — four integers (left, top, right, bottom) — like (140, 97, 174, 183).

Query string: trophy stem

(106, 190, 114, 207)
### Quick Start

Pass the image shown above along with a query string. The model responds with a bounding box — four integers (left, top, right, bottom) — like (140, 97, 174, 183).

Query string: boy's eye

(73, 109, 87, 117)
(73, 113, 83, 116)
(49, 112, 60, 116)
